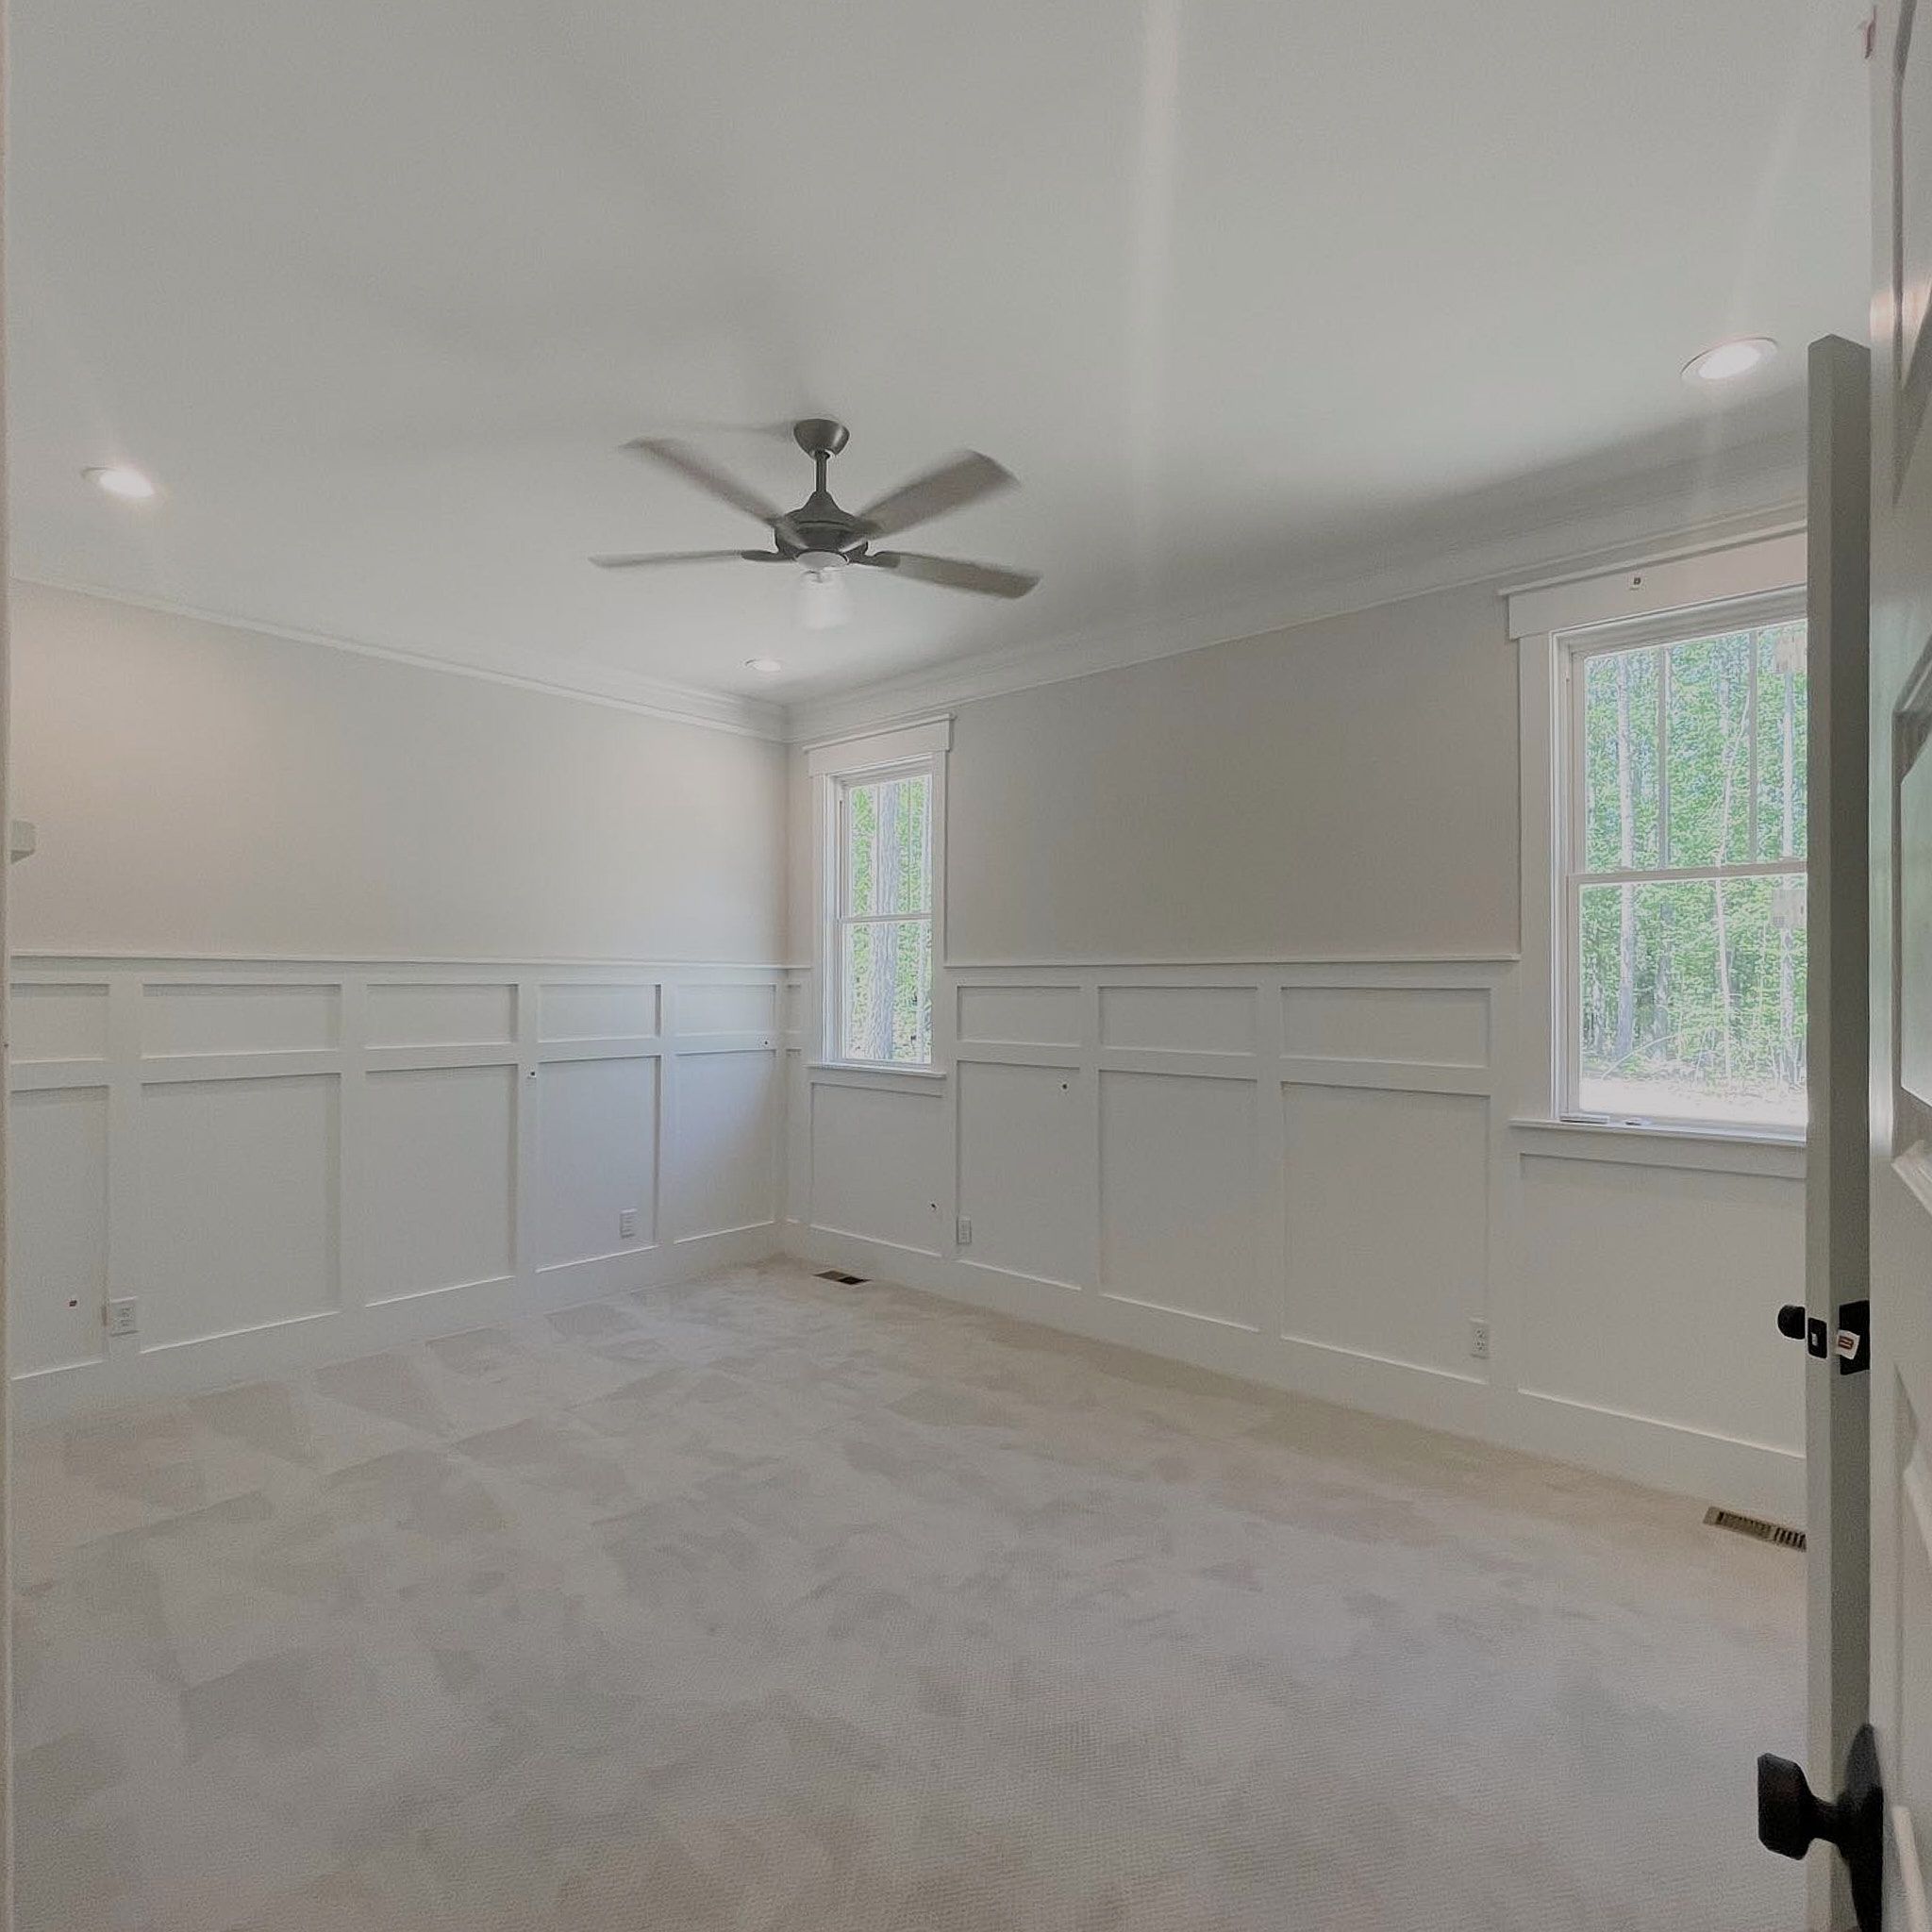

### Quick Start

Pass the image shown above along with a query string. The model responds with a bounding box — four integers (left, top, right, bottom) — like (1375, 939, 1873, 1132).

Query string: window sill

(1508, 1116, 1806, 1178)
(808, 1060, 948, 1083)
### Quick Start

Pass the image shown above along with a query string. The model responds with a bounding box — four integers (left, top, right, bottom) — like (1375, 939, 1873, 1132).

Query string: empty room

(8, 2, 1926, 1929)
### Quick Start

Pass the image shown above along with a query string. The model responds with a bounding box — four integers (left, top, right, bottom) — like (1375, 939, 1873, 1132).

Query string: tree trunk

(1615, 654, 1637, 1063)
(866, 782, 899, 1058)
(1778, 661, 1798, 1082)
(1713, 650, 1739, 1084)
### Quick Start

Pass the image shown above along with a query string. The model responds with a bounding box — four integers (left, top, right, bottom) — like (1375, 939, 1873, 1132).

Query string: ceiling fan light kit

(591, 418, 1040, 630)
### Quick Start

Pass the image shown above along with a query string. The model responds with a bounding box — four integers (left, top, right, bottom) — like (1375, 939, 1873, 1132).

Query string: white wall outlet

(106, 1298, 139, 1339)
(1468, 1318, 1491, 1361)
(956, 1216, 973, 1247)
(618, 1208, 639, 1241)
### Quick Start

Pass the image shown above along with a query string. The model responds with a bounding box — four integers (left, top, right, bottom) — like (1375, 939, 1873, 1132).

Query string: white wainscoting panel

(538, 1055, 658, 1269)
(139, 1073, 341, 1346)
(1099, 984, 1256, 1056)
(957, 983, 1081, 1048)
(365, 1063, 517, 1302)
(1099, 1070, 1259, 1326)
(366, 980, 515, 1048)
(957, 1059, 1088, 1290)
(1282, 1083, 1488, 1377)
(540, 979, 659, 1042)
(143, 981, 340, 1057)
(808, 1080, 947, 1257)
(13, 981, 108, 1062)
(1517, 1152, 1805, 1455)
(671, 1049, 779, 1240)
(9, 957, 789, 1417)
(1281, 984, 1489, 1068)
(788, 958, 1807, 1520)
(10, 1086, 108, 1374)
(677, 981, 776, 1037)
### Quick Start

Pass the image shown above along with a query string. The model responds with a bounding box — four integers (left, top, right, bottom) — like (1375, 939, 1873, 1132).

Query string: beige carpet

(15, 1258, 1805, 1931)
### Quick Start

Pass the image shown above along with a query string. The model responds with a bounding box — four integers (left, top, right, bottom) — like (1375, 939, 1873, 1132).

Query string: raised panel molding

(957, 983, 1081, 1047)
(673, 1049, 780, 1239)
(540, 980, 659, 1041)
(142, 981, 340, 1057)
(8, 957, 788, 1418)
(792, 957, 1807, 1522)
(10, 1087, 109, 1374)
(16, 951, 1808, 1520)
(139, 1073, 342, 1346)
(364, 1064, 517, 1301)
(957, 1059, 1088, 1290)
(1282, 1084, 1489, 1377)
(537, 1056, 659, 1269)
(366, 981, 515, 1048)
(1281, 985, 1490, 1068)
(1099, 984, 1256, 1056)
(1099, 1070, 1259, 1327)
(13, 982, 109, 1063)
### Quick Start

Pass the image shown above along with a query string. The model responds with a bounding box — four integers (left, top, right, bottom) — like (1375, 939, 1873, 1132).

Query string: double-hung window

(1561, 593, 1808, 1132)
(831, 761, 934, 1065)
(811, 719, 948, 1071)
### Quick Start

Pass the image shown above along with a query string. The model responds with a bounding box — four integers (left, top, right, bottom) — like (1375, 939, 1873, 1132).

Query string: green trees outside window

(1574, 618, 1807, 1128)
(837, 768, 934, 1064)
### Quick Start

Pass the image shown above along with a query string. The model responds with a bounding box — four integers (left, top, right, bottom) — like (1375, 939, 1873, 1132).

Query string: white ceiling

(10, 1, 1870, 718)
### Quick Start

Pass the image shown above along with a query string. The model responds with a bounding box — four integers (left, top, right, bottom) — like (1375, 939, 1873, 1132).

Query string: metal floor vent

(1704, 1505, 1807, 1552)
(816, 1269, 869, 1286)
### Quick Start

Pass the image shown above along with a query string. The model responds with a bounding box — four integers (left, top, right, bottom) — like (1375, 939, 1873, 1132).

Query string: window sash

(1558, 599, 1807, 1131)
(835, 767, 932, 921)
(830, 760, 936, 1067)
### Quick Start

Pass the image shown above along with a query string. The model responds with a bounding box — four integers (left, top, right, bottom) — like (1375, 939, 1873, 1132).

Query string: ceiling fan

(591, 418, 1040, 630)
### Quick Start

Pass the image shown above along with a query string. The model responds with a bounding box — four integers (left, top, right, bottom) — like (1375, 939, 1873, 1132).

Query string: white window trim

(1512, 534, 1808, 1145)
(809, 717, 950, 1075)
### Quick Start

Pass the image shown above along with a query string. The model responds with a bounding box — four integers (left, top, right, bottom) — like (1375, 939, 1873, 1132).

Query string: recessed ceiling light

(744, 657, 784, 676)
(1683, 338, 1777, 384)
(83, 465, 156, 501)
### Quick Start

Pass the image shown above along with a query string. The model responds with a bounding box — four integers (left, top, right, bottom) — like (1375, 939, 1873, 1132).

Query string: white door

(1868, 3, 1932, 1925)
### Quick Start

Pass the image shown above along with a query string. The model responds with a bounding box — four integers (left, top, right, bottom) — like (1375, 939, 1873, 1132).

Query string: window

(1562, 598, 1807, 1132)
(831, 761, 935, 1065)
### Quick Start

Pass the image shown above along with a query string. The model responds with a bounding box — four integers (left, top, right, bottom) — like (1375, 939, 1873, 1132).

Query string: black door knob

(1757, 1752, 1835, 1857)
(1757, 1724, 1883, 1932)
(1776, 1303, 1807, 1341)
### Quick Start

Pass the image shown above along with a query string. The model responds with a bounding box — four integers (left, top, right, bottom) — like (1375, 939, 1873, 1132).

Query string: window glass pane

(1664, 628, 1754, 867)
(1581, 646, 1660, 872)
(1755, 622, 1808, 861)
(841, 918, 933, 1063)
(844, 773, 930, 916)
(1577, 875, 1807, 1128)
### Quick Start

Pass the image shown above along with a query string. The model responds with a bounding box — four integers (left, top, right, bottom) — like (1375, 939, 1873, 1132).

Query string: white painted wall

(11, 582, 788, 962)
(783, 575, 1808, 1520)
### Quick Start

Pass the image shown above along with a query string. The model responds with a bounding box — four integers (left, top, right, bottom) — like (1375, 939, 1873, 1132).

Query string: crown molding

(10, 574, 788, 741)
(780, 435, 1807, 744)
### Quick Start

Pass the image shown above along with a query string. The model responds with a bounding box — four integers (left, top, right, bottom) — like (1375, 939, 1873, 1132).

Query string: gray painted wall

(12, 582, 790, 962)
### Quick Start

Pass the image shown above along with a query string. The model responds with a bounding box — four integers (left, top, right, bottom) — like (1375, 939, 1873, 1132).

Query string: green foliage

(1577, 623, 1807, 1124)
(841, 772, 934, 1062)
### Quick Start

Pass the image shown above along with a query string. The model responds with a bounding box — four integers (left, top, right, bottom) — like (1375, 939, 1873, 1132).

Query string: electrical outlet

(618, 1208, 639, 1241)
(1468, 1318, 1491, 1361)
(956, 1216, 973, 1247)
(106, 1298, 139, 1339)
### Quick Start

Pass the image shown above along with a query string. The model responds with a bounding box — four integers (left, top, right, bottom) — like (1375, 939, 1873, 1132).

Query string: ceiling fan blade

(591, 549, 782, 570)
(860, 550, 1040, 598)
(856, 452, 1015, 539)
(622, 438, 804, 546)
